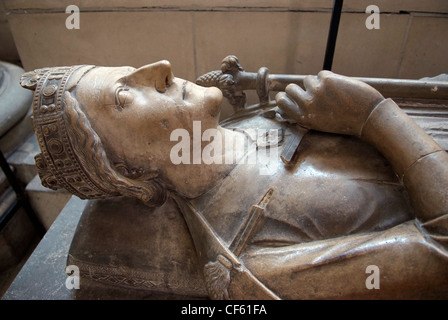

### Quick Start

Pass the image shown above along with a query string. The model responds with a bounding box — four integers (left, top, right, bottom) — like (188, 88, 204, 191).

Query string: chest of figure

(190, 131, 413, 247)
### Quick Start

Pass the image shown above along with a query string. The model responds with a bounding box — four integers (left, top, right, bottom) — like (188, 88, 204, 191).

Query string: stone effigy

(20, 56, 448, 299)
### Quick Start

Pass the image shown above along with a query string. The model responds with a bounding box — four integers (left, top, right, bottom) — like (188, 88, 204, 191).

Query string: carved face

(74, 60, 223, 177)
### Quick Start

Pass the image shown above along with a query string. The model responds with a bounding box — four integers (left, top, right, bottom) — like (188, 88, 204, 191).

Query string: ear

(118, 60, 174, 92)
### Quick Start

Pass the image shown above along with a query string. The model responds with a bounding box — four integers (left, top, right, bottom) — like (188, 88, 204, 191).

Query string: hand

(275, 71, 385, 136)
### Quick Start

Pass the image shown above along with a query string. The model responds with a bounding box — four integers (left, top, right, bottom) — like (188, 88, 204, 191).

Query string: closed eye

(114, 86, 132, 109)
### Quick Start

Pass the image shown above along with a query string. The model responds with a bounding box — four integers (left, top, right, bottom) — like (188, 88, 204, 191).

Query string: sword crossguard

(196, 55, 271, 113)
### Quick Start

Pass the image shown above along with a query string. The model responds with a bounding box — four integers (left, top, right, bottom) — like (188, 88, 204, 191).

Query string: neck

(164, 126, 249, 198)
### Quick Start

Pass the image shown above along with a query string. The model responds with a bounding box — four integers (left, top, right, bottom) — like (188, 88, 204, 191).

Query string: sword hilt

(197, 55, 448, 113)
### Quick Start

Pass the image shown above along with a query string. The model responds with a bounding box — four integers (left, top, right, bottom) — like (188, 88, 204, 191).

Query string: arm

(361, 98, 448, 245)
(275, 71, 448, 248)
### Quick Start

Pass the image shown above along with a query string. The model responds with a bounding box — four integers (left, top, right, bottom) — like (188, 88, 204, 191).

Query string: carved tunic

(191, 114, 411, 245)
(180, 113, 448, 299)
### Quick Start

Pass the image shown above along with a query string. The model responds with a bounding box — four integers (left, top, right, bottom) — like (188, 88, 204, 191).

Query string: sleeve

(361, 98, 448, 248)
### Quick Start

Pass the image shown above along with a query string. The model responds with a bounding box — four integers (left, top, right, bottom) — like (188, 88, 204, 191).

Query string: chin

(204, 87, 223, 118)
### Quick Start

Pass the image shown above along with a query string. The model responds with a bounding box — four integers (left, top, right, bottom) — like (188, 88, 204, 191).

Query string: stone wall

(1, 1, 447, 110)
(0, 0, 20, 65)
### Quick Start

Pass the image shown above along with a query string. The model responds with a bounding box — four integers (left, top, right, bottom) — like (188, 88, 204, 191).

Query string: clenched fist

(275, 71, 385, 136)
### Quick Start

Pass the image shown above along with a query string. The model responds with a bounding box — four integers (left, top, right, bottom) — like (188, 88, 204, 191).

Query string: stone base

(67, 197, 208, 299)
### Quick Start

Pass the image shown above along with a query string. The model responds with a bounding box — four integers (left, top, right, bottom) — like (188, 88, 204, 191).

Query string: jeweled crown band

(20, 65, 119, 200)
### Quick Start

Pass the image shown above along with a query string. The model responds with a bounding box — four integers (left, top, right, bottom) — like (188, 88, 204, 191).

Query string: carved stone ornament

(196, 55, 248, 111)
(203, 255, 232, 300)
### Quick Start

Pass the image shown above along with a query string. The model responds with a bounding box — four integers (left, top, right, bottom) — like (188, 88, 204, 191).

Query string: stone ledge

(3, 0, 448, 14)
(25, 175, 71, 230)
(7, 133, 38, 185)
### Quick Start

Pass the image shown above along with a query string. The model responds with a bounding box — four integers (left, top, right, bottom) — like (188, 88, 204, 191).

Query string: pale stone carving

(20, 56, 448, 299)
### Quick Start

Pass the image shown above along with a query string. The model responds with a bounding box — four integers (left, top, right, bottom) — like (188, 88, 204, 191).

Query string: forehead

(75, 66, 135, 104)
(85, 66, 135, 88)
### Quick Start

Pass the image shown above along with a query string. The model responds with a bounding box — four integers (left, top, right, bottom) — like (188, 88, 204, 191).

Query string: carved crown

(20, 66, 120, 199)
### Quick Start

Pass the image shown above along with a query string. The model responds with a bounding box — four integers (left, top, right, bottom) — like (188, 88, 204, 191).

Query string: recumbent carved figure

(20, 56, 448, 299)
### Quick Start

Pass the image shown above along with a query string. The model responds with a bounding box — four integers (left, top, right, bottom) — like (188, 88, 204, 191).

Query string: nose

(120, 60, 174, 92)
(151, 60, 174, 93)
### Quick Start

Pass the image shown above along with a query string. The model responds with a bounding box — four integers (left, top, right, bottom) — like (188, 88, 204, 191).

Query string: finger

(275, 91, 304, 119)
(302, 75, 320, 93)
(317, 70, 333, 79)
(284, 83, 308, 106)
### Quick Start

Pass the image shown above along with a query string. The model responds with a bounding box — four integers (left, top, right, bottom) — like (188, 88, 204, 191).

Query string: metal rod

(323, 0, 344, 71)
(0, 149, 45, 236)
(0, 150, 24, 197)
(0, 198, 21, 231)
(236, 72, 448, 100)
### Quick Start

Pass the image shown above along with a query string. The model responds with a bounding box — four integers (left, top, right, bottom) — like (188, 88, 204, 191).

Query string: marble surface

(2, 196, 86, 300)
